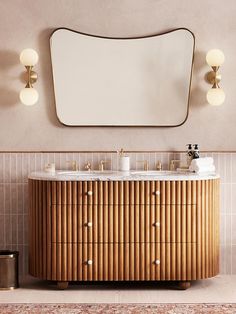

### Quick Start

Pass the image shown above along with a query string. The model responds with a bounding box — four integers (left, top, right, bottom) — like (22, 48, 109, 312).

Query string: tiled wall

(0, 151, 234, 276)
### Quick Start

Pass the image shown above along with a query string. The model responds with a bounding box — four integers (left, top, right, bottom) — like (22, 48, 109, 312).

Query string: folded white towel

(189, 164, 216, 173)
(190, 157, 214, 168)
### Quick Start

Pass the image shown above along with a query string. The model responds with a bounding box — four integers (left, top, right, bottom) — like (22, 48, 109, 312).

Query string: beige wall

(0, 0, 235, 151)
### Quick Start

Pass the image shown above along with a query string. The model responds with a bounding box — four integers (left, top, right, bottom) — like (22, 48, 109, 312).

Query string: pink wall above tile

(0, 0, 235, 150)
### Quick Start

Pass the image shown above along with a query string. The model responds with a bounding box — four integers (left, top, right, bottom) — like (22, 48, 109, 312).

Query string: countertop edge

(28, 171, 220, 181)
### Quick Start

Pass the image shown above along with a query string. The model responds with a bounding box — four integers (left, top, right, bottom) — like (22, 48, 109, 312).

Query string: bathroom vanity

(28, 171, 219, 289)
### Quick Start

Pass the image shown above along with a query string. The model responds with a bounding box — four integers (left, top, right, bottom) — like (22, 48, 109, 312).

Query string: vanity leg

(57, 281, 69, 290)
(177, 281, 191, 290)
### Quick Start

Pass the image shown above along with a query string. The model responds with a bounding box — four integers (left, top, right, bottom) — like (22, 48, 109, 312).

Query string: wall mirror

(50, 28, 194, 126)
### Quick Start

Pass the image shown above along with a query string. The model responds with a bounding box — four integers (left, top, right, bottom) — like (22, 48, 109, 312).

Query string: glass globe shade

(19, 88, 39, 106)
(206, 88, 225, 106)
(206, 49, 225, 67)
(20, 48, 39, 66)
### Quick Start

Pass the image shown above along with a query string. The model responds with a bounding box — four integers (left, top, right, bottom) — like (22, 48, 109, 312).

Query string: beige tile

(231, 215, 236, 245)
(0, 215, 4, 245)
(17, 184, 24, 214)
(35, 153, 42, 171)
(111, 153, 118, 171)
(16, 153, 23, 183)
(23, 245, 29, 275)
(220, 245, 232, 274)
(59, 152, 67, 170)
(220, 214, 226, 246)
(225, 215, 232, 245)
(128, 153, 136, 170)
(232, 246, 236, 274)
(23, 184, 28, 214)
(54, 153, 61, 170)
(225, 153, 232, 183)
(22, 153, 30, 183)
(149, 153, 156, 170)
(48, 153, 56, 164)
(23, 215, 28, 245)
(11, 214, 18, 245)
(0, 154, 4, 183)
(4, 153, 11, 183)
(232, 154, 236, 183)
(29, 153, 36, 173)
(4, 184, 11, 212)
(231, 184, 236, 213)
(0, 184, 4, 213)
(218, 154, 227, 183)
(4, 215, 12, 245)
(10, 184, 18, 214)
(18, 215, 24, 245)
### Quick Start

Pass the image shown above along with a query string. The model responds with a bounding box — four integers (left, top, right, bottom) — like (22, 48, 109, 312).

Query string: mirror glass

(50, 28, 194, 126)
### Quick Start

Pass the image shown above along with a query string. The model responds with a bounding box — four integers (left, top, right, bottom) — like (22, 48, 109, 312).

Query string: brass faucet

(156, 160, 162, 171)
(99, 160, 111, 171)
(136, 160, 149, 171)
(169, 160, 181, 171)
(85, 161, 92, 171)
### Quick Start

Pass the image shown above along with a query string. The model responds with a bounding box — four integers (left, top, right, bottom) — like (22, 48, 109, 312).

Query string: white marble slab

(28, 170, 220, 181)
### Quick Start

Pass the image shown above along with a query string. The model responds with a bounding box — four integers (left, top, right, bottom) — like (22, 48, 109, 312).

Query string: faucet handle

(156, 160, 162, 171)
(85, 161, 92, 171)
(99, 160, 111, 171)
(136, 160, 149, 171)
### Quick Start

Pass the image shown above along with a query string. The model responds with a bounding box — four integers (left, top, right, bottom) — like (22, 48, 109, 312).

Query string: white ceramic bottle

(118, 148, 130, 171)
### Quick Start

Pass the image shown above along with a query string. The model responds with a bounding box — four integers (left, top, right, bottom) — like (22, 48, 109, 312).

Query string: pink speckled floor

(0, 304, 235, 314)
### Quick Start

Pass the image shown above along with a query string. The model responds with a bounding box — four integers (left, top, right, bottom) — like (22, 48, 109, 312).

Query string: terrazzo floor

(0, 303, 236, 314)
(0, 275, 235, 304)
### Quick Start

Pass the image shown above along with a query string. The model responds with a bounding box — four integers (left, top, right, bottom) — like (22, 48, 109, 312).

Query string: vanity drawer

(30, 242, 218, 281)
(49, 180, 196, 205)
(50, 204, 197, 243)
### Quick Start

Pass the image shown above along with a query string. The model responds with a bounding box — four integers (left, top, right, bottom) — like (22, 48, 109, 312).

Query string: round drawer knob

(87, 260, 93, 265)
(154, 222, 160, 227)
(155, 191, 160, 195)
(87, 191, 93, 196)
(87, 222, 93, 227)
(155, 259, 160, 265)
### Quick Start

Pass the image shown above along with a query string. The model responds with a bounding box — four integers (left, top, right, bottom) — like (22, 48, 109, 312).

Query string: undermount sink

(57, 170, 117, 175)
(131, 170, 181, 175)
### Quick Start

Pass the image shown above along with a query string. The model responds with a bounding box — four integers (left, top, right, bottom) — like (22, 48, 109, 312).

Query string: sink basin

(57, 170, 117, 175)
(131, 170, 180, 176)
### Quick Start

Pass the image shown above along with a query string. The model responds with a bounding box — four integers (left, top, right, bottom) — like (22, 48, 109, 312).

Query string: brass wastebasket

(0, 250, 19, 290)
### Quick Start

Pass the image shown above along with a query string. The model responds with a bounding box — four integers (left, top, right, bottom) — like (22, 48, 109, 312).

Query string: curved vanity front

(28, 171, 220, 289)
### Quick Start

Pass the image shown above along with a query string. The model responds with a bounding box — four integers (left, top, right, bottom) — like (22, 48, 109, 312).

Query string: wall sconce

(206, 49, 225, 106)
(19, 48, 39, 106)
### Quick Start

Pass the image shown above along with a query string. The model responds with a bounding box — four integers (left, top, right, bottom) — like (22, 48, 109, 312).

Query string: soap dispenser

(192, 144, 200, 159)
(118, 148, 130, 171)
(186, 144, 193, 166)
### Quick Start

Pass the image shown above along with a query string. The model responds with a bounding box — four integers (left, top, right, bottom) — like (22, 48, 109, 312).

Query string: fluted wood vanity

(28, 171, 219, 289)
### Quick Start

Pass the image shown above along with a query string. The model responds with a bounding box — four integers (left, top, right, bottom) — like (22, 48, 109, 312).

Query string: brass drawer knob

(87, 260, 93, 265)
(87, 222, 93, 227)
(87, 191, 93, 196)
(155, 191, 160, 195)
(155, 259, 160, 265)
(154, 222, 160, 227)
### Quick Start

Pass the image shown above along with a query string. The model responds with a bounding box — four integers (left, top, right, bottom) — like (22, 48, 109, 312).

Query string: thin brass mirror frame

(50, 27, 195, 128)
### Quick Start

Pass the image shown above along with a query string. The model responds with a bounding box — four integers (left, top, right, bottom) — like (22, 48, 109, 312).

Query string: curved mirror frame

(50, 28, 195, 126)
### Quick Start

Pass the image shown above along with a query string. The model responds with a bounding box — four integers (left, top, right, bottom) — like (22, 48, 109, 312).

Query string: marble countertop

(28, 170, 220, 181)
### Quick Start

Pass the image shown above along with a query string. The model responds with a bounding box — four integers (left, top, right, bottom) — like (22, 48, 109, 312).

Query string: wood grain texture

(28, 179, 220, 281)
